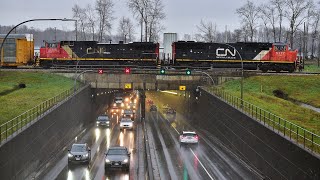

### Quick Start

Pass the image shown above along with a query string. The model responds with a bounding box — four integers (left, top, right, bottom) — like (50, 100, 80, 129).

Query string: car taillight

(195, 135, 199, 140)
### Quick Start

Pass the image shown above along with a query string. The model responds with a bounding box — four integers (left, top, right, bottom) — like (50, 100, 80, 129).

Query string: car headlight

(96, 121, 100, 124)
(68, 153, 73, 158)
(105, 159, 110, 163)
(121, 103, 124, 107)
(123, 159, 128, 163)
(83, 153, 88, 157)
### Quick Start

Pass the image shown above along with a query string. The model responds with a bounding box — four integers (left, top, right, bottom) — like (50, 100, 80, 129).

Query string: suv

(105, 146, 131, 171)
(96, 115, 110, 127)
(68, 143, 91, 165)
(179, 131, 199, 145)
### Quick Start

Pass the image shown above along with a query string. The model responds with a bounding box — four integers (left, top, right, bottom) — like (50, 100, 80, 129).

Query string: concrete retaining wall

(192, 90, 320, 179)
(0, 86, 96, 179)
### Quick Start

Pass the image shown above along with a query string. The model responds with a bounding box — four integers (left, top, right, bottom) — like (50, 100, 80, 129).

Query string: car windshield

(107, 149, 127, 155)
(98, 116, 108, 121)
(71, 144, 86, 152)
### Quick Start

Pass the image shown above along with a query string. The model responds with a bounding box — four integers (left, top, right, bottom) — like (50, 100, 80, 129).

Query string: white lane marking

(167, 115, 215, 180)
(190, 148, 215, 180)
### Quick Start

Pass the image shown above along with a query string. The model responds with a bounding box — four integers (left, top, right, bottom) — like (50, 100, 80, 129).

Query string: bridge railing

(0, 86, 84, 145)
(203, 86, 320, 154)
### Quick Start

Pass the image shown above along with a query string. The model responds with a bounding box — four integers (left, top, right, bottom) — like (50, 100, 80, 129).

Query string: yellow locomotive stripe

(40, 58, 156, 61)
(175, 59, 295, 64)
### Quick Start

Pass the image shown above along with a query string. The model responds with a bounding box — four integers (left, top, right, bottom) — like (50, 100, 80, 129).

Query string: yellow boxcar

(0, 34, 34, 67)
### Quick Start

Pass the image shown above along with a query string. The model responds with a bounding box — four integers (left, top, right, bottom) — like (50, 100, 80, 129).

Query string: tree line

(192, 0, 319, 59)
(72, 0, 165, 43)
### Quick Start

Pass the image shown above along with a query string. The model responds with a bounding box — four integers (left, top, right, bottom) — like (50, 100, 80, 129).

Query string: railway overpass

(55, 68, 244, 90)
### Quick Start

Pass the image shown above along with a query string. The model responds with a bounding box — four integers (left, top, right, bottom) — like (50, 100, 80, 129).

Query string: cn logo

(98, 69, 103, 74)
(216, 48, 236, 57)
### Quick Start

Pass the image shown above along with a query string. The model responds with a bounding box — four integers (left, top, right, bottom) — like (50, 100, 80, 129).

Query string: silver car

(105, 146, 131, 171)
(68, 143, 91, 165)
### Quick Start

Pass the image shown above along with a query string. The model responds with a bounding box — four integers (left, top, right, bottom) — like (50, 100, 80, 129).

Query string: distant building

(163, 33, 177, 63)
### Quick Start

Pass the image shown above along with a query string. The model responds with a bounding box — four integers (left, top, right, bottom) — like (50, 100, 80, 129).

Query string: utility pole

(303, 22, 306, 68)
(54, 27, 57, 41)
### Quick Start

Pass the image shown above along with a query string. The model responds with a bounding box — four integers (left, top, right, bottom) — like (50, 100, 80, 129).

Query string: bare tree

(285, 0, 313, 48)
(72, 4, 87, 40)
(183, 34, 192, 41)
(271, 0, 285, 42)
(128, 0, 165, 42)
(197, 19, 217, 42)
(85, 4, 97, 41)
(236, 1, 259, 41)
(96, 0, 114, 42)
(310, 9, 320, 58)
(259, 3, 277, 42)
(147, 0, 165, 41)
(118, 17, 135, 43)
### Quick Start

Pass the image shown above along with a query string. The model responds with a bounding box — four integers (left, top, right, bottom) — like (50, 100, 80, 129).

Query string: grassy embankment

(218, 75, 320, 136)
(0, 71, 74, 125)
(303, 60, 320, 73)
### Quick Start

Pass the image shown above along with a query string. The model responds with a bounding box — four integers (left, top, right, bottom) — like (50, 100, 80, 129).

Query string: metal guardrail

(0, 87, 75, 145)
(203, 87, 320, 154)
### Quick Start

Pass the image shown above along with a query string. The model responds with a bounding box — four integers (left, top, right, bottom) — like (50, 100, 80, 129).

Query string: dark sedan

(105, 146, 131, 171)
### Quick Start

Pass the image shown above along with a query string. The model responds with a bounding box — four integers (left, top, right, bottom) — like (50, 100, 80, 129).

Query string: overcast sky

(0, 0, 265, 38)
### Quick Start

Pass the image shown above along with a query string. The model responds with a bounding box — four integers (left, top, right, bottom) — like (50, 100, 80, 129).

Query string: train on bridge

(0, 35, 298, 72)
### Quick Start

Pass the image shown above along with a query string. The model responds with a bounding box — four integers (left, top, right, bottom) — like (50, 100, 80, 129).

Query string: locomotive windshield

(274, 45, 286, 52)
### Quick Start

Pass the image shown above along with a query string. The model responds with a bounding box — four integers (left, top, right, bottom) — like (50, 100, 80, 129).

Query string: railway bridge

(55, 68, 245, 90)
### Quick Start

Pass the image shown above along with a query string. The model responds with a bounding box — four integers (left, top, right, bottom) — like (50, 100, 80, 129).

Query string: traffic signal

(98, 69, 104, 74)
(124, 67, 131, 74)
(186, 69, 191, 75)
(160, 68, 166, 75)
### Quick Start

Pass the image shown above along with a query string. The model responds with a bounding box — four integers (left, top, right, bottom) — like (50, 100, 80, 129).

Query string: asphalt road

(37, 90, 264, 180)
(38, 101, 145, 180)
(145, 91, 264, 180)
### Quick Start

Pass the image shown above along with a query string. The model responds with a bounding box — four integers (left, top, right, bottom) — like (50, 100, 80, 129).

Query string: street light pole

(217, 43, 243, 107)
(0, 18, 77, 66)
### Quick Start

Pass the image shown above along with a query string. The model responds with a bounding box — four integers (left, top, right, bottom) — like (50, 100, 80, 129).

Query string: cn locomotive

(39, 40, 160, 67)
(172, 41, 298, 72)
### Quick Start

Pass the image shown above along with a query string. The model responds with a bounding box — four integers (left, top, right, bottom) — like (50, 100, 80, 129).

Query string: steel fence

(0, 87, 74, 144)
(204, 87, 320, 154)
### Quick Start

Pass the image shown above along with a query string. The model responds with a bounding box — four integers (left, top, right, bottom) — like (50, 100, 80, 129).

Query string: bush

(18, 83, 26, 88)
(273, 89, 288, 99)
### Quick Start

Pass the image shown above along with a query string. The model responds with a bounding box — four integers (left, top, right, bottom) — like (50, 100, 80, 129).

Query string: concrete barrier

(0, 86, 111, 179)
(192, 90, 320, 179)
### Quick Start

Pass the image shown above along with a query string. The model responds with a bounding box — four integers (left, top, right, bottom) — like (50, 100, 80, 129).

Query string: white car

(120, 118, 133, 130)
(179, 131, 199, 145)
(115, 97, 123, 104)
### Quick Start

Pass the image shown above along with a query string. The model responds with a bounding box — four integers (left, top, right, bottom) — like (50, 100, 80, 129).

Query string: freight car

(0, 34, 34, 67)
(172, 41, 298, 72)
(39, 40, 160, 67)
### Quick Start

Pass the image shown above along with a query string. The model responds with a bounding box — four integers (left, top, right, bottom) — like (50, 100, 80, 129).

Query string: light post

(195, 71, 215, 86)
(216, 43, 243, 107)
(0, 18, 77, 66)
(74, 70, 93, 93)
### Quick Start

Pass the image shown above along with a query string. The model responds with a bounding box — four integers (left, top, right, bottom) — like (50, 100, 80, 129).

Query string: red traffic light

(98, 69, 103, 74)
(124, 67, 131, 74)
